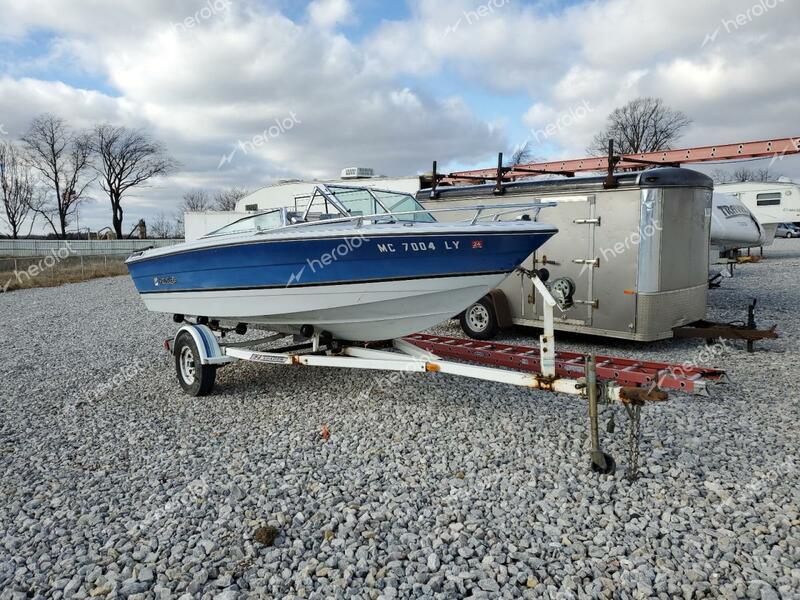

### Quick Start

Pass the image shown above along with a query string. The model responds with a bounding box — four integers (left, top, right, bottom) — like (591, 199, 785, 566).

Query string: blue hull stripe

(128, 231, 555, 294)
(140, 269, 509, 294)
(191, 324, 213, 357)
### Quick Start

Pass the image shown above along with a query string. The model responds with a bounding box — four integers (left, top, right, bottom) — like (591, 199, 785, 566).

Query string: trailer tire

(174, 332, 216, 396)
(460, 296, 499, 340)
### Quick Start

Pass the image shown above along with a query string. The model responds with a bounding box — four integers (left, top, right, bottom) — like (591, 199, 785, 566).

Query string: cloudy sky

(0, 0, 798, 234)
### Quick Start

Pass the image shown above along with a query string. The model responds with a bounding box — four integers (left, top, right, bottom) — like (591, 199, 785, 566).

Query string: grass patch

(0, 256, 128, 293)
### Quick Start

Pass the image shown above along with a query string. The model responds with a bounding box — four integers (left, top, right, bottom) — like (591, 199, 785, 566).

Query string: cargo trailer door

(529, 195, 599, 327)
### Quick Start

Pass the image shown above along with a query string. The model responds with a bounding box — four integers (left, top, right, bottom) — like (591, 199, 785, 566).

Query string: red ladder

(402, 334, 727, 395)
(448, 136, 800, 180)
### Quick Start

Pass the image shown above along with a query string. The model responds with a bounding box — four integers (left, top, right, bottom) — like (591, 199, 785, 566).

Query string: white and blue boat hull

(127, 225, 556, 341)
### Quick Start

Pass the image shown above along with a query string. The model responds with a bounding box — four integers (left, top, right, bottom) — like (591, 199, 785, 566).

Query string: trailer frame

(162, 274, 726, 478)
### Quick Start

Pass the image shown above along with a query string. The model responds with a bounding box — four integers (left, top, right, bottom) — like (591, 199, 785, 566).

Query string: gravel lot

(1, 240, 799, 599)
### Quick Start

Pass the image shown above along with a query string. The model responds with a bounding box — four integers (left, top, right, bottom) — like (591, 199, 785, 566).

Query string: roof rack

(427, 136, 800, 197)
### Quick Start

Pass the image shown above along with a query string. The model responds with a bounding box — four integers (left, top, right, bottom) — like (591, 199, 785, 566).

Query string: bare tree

(149, 212, 176, 238)
(506, 141, 538, 166)
(587, 97, 692, 156)
(213, 187, 249, 211)
(712, 167, 780, 184)
(92, 124, 178, 239)
(0, 141, 38, 238)
(21, 114, 94, 238)
(182, 189, 211, 212)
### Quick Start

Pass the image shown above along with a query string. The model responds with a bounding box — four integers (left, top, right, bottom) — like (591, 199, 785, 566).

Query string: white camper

(708, 192, 766, 278)
(710, 192, 765, 252)
(715, 179, 800, 244)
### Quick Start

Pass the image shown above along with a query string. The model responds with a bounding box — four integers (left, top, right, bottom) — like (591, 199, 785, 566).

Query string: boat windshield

(205, 209, 284, 237)
(326, 186, 436, 223)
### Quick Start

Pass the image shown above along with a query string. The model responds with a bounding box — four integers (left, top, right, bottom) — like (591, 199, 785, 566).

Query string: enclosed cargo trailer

(418, 167, 713, 342)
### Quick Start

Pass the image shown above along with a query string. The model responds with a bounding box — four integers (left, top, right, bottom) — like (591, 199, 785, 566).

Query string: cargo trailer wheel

(460, 297, 498, 340)
(174, 333, 216, 396)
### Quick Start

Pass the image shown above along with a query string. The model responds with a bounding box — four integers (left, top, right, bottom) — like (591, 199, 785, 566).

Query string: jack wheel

(590, 452, 616, 475)
(174, 332, 217, 396)
(460, 297, 498, 340)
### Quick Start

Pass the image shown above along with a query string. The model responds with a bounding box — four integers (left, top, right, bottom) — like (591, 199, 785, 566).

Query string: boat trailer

(164, 275, 726, 478)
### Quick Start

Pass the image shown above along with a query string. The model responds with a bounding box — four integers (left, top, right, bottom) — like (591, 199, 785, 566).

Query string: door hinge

(572, 258, 599, 268)
(574, 299, 599, 309)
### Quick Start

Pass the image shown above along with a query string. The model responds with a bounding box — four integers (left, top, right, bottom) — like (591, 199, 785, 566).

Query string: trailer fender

(173, 324, 232, 365)
(486, 289, 513, 329)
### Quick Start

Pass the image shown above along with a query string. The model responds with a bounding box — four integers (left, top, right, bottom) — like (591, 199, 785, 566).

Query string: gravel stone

(426, 553, 440, 572)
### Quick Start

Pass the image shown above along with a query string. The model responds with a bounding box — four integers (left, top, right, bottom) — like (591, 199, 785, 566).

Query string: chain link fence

(0, 238, 180, 257)
(0, 254, 129, 293)
(0, 239, 182, 293)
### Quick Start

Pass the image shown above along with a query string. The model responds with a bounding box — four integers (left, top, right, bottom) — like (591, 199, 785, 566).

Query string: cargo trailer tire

(460, 296, 499, 340)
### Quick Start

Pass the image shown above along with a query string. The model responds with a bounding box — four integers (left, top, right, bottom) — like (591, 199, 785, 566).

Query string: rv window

(245, 204, 258, 211)
(756, 192, 781, 206)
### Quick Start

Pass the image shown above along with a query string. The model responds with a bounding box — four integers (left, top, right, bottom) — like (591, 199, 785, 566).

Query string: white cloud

(307, 0, 353, 29)
(0, 77, 130, 136)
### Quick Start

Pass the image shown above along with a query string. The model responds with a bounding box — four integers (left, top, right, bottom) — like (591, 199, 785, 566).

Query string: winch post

(529, 273, 556, 377)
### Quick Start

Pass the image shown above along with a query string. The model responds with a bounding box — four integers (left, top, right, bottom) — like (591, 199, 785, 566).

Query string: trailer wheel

(460, 297, 498, 340)
(174, 333, 216, 396)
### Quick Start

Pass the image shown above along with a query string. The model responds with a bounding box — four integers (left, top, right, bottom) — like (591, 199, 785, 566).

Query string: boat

(126, 184, 557, 341)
